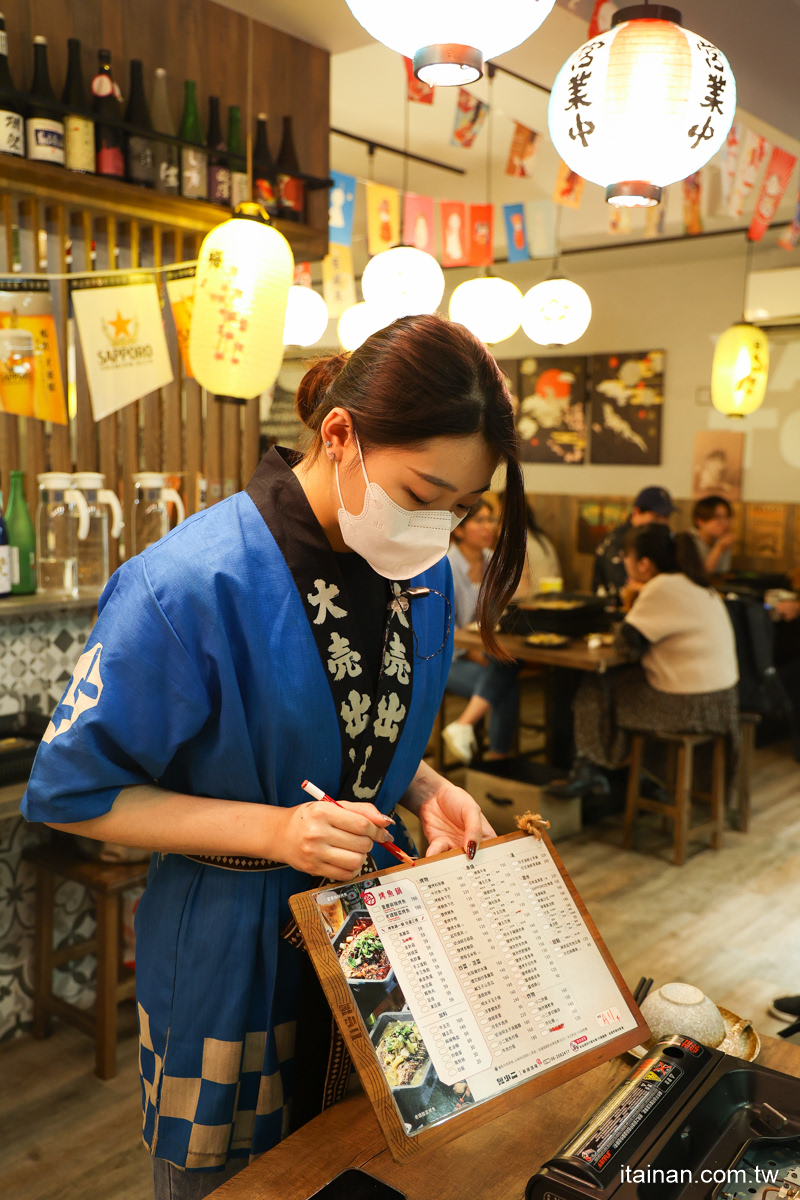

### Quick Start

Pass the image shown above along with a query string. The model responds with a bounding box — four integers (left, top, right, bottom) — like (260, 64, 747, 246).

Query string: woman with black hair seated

(548, 524, 740, 798)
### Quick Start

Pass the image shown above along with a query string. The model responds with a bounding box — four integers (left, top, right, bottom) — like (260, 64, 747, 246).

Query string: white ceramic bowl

(640, 982, 726, 1048)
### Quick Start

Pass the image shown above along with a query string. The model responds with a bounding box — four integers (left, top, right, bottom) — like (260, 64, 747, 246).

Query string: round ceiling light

(343, 0, 558, 85)
(711, 323, 769, 418)
(522, 277, 592, 347)
(449, 277, 523, 345)
(548, 5, 736, 207)
(337, 302, 394, 352)
(361, 246, 445, 318)
(283, 286, 330, 347)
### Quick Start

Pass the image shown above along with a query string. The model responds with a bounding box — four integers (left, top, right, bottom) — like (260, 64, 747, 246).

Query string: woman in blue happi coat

(22, 314, 528, 1199)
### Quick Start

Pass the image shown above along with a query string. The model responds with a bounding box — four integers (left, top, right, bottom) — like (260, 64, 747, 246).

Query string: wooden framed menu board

(289, 830, 649, 1162)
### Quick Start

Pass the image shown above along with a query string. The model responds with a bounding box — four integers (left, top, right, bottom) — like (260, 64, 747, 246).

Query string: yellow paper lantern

(362, 246, 445, 317)
(337, 302, 394, 352)
(283, 286, 329, 347)
(522, 277, 592, 346)
(449, 277, 522, 344)
(711, 323, 769, 418)
(189, 204, 294, 400)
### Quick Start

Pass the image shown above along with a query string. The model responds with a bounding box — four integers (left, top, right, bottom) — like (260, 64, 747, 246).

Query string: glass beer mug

(132, 472, 186, 554)
(36, 472, 90, 596)
(71, 472, 124, 590)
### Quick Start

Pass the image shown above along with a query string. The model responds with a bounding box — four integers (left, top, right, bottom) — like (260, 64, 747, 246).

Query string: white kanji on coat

(307, 579, 347, 625)
(341, 690, 371, 739)
(352, 745, 382, 799)
(373, 692, 407, 743)
(382, 631, 410, 685)
(327, 632, 362, 681)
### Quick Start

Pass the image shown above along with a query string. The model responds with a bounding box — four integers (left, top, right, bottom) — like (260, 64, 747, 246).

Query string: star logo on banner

(102, 310, 139, 346)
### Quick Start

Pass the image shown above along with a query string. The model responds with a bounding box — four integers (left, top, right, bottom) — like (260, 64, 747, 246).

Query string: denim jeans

(152, 1156, 248, 1199)
(446, 656, 520, 754)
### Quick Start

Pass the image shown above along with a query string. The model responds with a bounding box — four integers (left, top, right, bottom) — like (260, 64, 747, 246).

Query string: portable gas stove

(527, 1036, 800, 1200)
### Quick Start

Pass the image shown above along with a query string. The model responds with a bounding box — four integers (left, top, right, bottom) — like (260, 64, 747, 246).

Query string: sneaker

(545, 759, 610, 799)
(442, 721, 478, 764)
(768, 995, 800, 1022)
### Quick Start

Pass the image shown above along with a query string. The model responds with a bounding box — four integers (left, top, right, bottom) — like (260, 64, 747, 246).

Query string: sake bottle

(178, 80, 207, 200)
(0, 490, 10, 597)
(125, 59, 156, 187)
(0, 15, 24, 159)
(252, 113, 277, 218)
(151, 67, 179, 195)
(227, 105, 248, 209)
(6, 470, 35, 595)
(26, 36, 64, 165)
(61, 38, 95, 174)
(206, 95, 231, 205)
(92, 49, 125, 178)
(275, 115, 304, 223)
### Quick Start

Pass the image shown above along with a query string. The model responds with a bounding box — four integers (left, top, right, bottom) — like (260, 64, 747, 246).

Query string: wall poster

(516, 356, 587, 464)
(588, 350, 665, 465)
(745, 504, 787, 559)
(692, 429, 744, 501)
(577, 498, 630, 555)
(0, 278, 67, 423)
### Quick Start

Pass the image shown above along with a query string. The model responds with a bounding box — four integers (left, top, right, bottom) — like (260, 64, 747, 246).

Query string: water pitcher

(36, 472, 90, 596)
(132, 472, 186, 553)
(72, 471, 124, 590)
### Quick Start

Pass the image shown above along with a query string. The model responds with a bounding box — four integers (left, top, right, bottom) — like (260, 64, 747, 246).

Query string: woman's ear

(319, 407, 354, 459)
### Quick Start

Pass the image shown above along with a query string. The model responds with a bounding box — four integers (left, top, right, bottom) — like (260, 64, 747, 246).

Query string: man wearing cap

(592, 486, 677, 602)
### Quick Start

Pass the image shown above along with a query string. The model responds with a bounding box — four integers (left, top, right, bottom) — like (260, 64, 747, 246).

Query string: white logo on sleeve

(43, 643, 104, 743)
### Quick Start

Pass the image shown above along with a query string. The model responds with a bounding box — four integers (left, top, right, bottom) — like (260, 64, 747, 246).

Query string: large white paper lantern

(712, 323, 769, 418)
(362, 247, 445, 318)
(522, 277, 592, 346)
(189, 204, 294, 399)
(337, 302, 394, 352)
(283, 286, 329, 347)
(449, 277, 523, 345)
(548, 5, 736, 207)
(344, 0, 557, 84)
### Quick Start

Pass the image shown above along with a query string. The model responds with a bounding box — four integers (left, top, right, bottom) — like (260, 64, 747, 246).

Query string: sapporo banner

(71, 271, 174, 421)
(165, 264, 196, 379)
(0, 278, 67, 423)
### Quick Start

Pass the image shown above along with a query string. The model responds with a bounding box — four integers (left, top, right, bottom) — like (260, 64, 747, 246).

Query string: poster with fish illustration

(516, 355, 587, 464)
(588, 350, 665, 465)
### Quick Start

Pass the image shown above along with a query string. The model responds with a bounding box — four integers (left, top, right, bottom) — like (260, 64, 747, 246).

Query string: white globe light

(337, 302, 394, 352)
(449, 277, 523, 345)
(362, 247, 445, 318)
(344, 0, 557, 85)
(548, 7, 736, 206)
(522, 278, 592, 347)
(283, 286, 330, 347)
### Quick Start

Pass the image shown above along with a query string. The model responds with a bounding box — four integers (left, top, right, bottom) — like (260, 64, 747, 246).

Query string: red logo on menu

(363, 890, 376, 907)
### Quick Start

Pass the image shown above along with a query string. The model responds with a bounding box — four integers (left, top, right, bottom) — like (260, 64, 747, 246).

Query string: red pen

(301, 779, 415, 865)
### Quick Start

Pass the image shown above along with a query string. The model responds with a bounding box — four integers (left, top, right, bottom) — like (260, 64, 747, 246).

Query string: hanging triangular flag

(683, 172, 703, 235)
(503, 204, 529, 262)
(553, 161, 584, 209)
(365, 182, 400, 256)
(526, 199, 558, 259)
(505, 122, 540, 178)
(588, 0, 618, 37)
(452, 88, 488, 148)
(644, 203, 665, 239)
(403, 194, 436, 255)
(328, 171, 356, 246)
(322, 245, 357, 317)
(468, 204, 494, 266)
(439, 201, 469, 266)
(778, 186, 800, 251)
(608, 206, 631, 236)
(403, 57, 434, 104)
(728, 129, 771, 219)
(720, 122, 741, 213)
(749, 146, 797, 242)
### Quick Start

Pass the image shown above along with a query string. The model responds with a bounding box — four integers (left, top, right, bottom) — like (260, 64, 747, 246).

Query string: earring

(325, 439, 335, 461)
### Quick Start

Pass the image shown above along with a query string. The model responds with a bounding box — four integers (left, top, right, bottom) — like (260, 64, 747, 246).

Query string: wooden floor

(3, 742, 800, 1200)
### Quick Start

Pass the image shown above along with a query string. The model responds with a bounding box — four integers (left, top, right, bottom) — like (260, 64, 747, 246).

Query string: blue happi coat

(22, 448, 453, 1171)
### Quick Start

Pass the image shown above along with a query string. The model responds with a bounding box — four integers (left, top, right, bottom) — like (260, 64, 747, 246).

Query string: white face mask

(336, 436, 464, 580)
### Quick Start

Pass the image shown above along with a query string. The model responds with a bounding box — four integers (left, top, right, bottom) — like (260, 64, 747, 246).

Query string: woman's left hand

(417, 777, 496, 859)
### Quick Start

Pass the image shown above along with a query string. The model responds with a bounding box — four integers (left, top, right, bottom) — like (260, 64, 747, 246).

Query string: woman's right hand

(278, 801, 395, 879)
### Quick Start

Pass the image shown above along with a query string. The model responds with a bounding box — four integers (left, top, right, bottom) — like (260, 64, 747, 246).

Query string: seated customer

(514, 501, 563, 598)
(690, 494, 735, 575)
(593, 486, 677, 602)
(443, 500, 520, 763)
(550, 524, 739, 797)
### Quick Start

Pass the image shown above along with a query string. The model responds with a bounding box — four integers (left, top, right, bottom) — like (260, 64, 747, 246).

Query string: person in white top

(513, 503, 563, 600)
(548, 524, 739, 799)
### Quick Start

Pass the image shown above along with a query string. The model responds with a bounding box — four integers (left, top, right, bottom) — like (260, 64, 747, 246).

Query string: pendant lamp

(283, 285, 330, 347)
(337, 302, 394, 352)
(548, 5, 736, 207)
(522, 276, 592, 347)
(711, 323, 769, 418)
(343, 0, 557, 85)
(361, 246, 445, 318)
(189, 203, 294, 399)
(449, 277, 523, 345)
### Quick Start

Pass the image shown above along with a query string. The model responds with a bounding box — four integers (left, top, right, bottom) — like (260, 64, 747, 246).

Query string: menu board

(290, 832, 648, 1162)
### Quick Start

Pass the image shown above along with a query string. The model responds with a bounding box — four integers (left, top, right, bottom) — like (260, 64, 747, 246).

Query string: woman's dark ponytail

(673, 531, 709, 588)
(295, 354, 348, 426)
(625, 524, 710, 589)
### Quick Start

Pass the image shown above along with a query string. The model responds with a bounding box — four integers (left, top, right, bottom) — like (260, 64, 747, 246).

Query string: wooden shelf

(0, 589, 103, 621)
(0, 156, 328, 258)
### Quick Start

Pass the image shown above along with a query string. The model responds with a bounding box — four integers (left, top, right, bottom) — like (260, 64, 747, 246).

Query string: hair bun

(295, 354, 348, 426)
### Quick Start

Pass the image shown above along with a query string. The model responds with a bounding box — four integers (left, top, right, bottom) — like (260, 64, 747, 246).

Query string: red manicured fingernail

(467, 841, 477, 860)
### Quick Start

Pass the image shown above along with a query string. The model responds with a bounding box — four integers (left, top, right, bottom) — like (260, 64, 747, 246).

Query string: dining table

(453, 628, 626, 674)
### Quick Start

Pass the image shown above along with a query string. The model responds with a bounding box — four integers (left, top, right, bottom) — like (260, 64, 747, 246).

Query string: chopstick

(301, 779, 415, 865)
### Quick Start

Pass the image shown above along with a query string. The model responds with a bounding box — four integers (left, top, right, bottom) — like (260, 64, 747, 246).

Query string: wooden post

(31, 865, 54, 1041)
(47, 203, 72, 472)
(74, 210, 98, 472)
(94, 889, 120, 1080)
(119, 218, 139, 555)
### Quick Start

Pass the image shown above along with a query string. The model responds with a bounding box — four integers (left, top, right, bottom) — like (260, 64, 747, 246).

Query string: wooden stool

(623, 731, 726, 866)
(22, 839, 149, 1079)
(735, 712, 761, 832)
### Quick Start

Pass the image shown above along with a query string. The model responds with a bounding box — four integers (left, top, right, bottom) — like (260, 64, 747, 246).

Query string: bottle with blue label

(26, 36, 65, 165)
(0, 489, 10, 596)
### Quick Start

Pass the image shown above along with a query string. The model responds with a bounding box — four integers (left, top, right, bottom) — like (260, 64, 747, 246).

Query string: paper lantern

(344, 0, 557, 84)
(449, 277, 522, 345)
(548, 6, 736, 207)
(362, 247, 445, 318)
(189, 203, 294, 399)
(337, 302, 394, 352)
(522, 277, 592, 347)
(283, 286, 330, 347)
(711, 323, 769, 418)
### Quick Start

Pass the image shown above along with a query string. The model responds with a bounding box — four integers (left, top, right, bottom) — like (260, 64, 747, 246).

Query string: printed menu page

(316, 836, 639, 1136)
